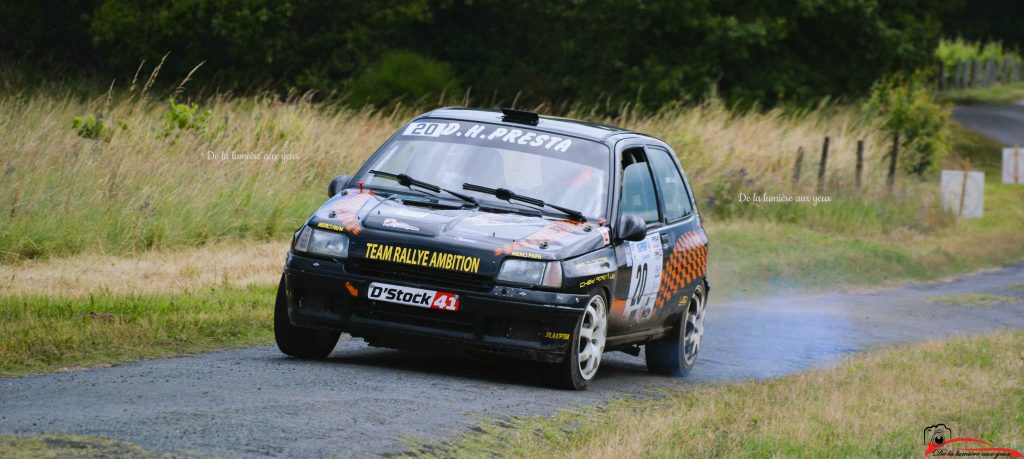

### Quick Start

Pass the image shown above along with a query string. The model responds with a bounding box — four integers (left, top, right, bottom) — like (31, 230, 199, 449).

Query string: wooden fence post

(855, 140, 864, 191)
(817, 137, 829, 193)
(792, 147, 804, 184)
(1011, 144, 1019, 185)
(958, 160, 971, 218)
(887, 132, 899, 192)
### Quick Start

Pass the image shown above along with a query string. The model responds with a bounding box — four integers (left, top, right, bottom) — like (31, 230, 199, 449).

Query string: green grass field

(411, 331, 1024, 458)
(0, 285, 275, 377)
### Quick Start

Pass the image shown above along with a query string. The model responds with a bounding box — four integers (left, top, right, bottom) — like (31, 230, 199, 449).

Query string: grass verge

(413, 331, 1024, 458)
(710, 178, 1024, 298)
(0, 284, 275, 378)
(928, 293, 1021, 307)
(937, 83, 1024, 105)
(0, 434, 198, 459)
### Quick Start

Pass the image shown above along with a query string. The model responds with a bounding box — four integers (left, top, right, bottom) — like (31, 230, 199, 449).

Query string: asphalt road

(953, 101, 1024, 146)
(2, 263, 1023, 457)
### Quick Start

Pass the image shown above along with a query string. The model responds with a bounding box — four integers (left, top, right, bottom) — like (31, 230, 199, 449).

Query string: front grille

(346, 258, 494, 292)
(351, 297, 476, 334)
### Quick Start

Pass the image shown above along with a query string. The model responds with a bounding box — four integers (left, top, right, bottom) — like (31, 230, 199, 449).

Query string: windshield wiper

(369, 170, 478, 207)
(462, 183, 585, 222)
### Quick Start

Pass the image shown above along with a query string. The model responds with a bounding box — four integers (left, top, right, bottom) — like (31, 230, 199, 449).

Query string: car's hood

(307, 190, 609, 275)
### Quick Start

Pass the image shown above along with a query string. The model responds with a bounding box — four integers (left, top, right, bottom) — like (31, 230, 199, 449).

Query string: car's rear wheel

(645, 283, 706, 377)
(274, 274, 341, 359)
(547, 293, 607, 390)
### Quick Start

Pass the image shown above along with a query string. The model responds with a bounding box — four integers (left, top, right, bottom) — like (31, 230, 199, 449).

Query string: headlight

(294, 226, 349, 259)
(496, 259, 562, 288)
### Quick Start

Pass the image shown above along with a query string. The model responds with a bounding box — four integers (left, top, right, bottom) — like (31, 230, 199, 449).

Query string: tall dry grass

(0, 79, 927, 261)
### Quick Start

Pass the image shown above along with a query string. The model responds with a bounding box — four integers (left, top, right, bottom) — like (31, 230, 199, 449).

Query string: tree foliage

(863, 73, 951, 175)
(0, 0, 1002, 107)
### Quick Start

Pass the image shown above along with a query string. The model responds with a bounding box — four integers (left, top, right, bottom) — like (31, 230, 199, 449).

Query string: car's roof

(417, 107, 641, 143)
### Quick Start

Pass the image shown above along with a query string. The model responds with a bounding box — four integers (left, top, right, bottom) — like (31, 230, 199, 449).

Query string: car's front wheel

(274, 274, 341, 359)
(645, 283, 706, 377)
(547, 293, 607, 390)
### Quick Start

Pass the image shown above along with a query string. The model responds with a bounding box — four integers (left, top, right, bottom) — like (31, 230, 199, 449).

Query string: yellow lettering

(361, 243, 480, 273)
(509, 251, 542, 260)
(316, 222, 345, 232)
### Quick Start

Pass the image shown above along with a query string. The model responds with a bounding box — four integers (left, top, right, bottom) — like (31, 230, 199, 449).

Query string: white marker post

(940, 169, 985, 219)
(1003, 144, 1023, 184)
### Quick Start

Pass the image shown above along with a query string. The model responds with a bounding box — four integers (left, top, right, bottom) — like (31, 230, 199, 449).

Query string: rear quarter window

(647, 147, 693, 221)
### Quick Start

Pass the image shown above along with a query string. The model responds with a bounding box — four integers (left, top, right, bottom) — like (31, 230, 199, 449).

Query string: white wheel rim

(682, 289, 705, 365)
(578, 295, 607, 380)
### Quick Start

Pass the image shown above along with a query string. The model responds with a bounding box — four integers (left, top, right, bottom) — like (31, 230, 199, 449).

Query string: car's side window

(646, 147, 692, 221)
(619, 149, 661, 224)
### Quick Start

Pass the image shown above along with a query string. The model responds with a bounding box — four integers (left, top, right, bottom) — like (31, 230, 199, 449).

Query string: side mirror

(617, 214, 647, 242)
(328, 174, 353, 198)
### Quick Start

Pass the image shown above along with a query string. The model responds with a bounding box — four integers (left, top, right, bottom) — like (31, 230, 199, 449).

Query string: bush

(346, 51, 461, 106)
(936, 38, 1022, 75)
(163, 98, 211, 133)
(863, 74, 951, 176)
(72, 114, 110, 141)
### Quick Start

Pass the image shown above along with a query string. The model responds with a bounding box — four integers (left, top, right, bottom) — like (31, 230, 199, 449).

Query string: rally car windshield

(358, 120, 610, 219)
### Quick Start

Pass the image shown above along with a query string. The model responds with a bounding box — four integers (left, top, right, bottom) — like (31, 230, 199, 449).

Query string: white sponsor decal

(382, 218, 420, 232)
(624, 232, 663, 322)
(367, 282, 460, 311)
(402, 122, 574, 152)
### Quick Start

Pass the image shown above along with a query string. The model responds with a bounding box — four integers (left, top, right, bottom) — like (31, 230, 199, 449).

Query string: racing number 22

(431, 292, 460, 311)
(631, 263, 648, 306)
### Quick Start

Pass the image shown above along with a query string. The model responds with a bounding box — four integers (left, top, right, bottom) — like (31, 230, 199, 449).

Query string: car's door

(609, 147, 668, 335)
(643, 145, 708, 329)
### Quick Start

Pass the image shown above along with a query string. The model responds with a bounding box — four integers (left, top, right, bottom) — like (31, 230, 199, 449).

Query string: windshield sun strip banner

(397, 121, 610, 171)
(402, 121, 575, 152)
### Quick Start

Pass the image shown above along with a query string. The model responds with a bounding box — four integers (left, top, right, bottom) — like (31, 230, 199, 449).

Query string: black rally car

(276, 108, 709, 389)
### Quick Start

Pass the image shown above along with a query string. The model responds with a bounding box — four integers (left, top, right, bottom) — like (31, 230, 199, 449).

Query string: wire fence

(791, 134, 900, 193)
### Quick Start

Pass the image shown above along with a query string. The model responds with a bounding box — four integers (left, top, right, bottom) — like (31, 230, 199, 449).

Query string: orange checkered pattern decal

(655, 230, 708, 308)
(328, 191, 375, 235)
(493, 219, 582, 256)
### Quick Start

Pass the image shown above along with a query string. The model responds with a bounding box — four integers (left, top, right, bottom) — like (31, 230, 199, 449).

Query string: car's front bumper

(283, 253, 588, 363)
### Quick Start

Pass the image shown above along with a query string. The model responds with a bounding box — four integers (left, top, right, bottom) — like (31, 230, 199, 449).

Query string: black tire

(646, 283, 706, 377)
(546, 293, 607, 390)
(274, 274, 341, 359)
